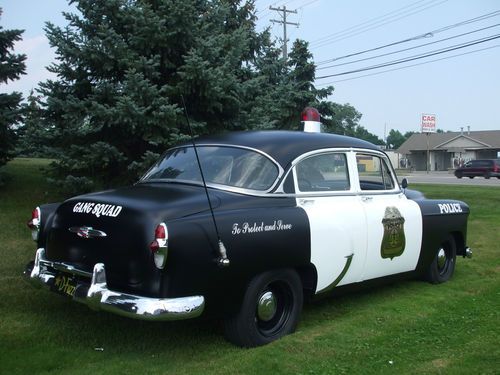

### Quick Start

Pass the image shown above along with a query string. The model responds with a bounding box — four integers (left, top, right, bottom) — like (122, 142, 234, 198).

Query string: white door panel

(299, 196, 367, 292)
(360, 194, 423, 281)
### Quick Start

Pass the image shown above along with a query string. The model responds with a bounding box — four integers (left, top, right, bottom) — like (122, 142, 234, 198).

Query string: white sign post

(421, 114, 436, 173)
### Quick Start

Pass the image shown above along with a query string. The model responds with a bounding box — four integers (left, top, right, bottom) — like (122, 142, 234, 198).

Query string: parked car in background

(454, 159, 500, 179)
(24, 110, 473, 347)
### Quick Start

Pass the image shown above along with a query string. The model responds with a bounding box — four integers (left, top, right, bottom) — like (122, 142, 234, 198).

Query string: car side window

(357, 154, 395, 191)
(295, 153, 350, 192)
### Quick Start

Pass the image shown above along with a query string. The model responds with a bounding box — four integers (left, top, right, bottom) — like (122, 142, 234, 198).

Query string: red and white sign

(421, 114, 436, 133)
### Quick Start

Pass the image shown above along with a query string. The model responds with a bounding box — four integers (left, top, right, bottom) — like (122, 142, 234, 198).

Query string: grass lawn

(1, 159, 499, 374)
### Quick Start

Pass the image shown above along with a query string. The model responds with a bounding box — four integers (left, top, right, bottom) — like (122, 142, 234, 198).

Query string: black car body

(25, 130, 472, 347)
(454, 159, 500, 179)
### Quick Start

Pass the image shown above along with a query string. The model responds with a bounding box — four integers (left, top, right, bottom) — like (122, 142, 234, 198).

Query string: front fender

(414, 199, 470, 274)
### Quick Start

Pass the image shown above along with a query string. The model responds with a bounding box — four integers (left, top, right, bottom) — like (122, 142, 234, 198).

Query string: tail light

(27, 207, 41, 241)
(149, 223, 168, 269)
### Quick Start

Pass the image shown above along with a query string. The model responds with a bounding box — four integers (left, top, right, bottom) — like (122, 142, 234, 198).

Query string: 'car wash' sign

(421, 114, 436, 133)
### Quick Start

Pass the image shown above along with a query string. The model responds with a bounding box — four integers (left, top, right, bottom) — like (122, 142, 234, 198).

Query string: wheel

(468, 176, 474, 179)
(426, 235, 456, 284)
(224, 269, 303, 347)
(484, 172, 491, 179)
(455, 172, 462, 179)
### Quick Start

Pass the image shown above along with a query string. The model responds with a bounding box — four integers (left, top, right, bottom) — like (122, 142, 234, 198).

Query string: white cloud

(2, 34, 57, 97)
(14, 35, 48, 54)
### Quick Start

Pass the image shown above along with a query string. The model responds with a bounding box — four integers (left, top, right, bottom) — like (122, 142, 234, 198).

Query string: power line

(312, 0, 447, 48)
(310, 0, 427, 44)
(256, 0, 281, 16)
(311, 0, 448, 49)
(317, 23, 500, 70)
(297, 0, 321, 10)
(258, 0, 319, 20)
(316, 33, 500, 79)
(315, 9, 500, 65)
(311, 0, 430, 45)
(316, 44, 500, 85)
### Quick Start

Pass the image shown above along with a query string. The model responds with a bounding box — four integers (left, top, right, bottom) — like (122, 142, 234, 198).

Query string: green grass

(1, 159, 499, 374)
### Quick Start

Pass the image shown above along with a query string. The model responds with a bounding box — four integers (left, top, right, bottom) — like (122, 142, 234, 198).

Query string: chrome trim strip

(139, 146, 404, 198)
(25, 248, 205, 321)
(278, 148, 403, 196)
(68, 226, 107, 239)
(140, 144, 284, 194)
(186, 143, 285, 177)
(316, 253, 354, 294)
(51, 262, 93, 278)
(276, 148, 356, 195)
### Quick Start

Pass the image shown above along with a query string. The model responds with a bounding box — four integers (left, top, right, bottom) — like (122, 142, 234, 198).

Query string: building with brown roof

(397, 130, 500, 171)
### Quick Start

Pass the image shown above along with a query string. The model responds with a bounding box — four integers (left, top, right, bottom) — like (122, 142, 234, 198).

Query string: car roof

(182, 131, 380, 167)
(469, 159, 494, 163)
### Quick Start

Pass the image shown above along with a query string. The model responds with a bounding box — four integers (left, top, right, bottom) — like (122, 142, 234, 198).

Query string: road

(397, 171, 500, 187)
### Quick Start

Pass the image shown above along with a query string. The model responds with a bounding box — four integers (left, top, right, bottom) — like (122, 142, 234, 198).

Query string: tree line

(1, 0, 412, 193)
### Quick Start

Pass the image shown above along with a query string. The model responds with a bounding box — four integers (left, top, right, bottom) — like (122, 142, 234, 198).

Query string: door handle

(361, 196, 373, 202)
(299, 199, 315, 206)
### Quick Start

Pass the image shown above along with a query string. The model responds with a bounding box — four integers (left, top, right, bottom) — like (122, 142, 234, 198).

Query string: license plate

(52, 273, 78, 298)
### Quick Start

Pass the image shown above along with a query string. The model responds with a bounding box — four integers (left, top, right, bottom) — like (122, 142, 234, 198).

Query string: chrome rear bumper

(24, 248, 205, 321)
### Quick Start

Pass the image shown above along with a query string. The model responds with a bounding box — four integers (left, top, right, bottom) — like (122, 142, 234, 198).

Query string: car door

(355, 152, 422, 281)
(293, 150, 367, 293)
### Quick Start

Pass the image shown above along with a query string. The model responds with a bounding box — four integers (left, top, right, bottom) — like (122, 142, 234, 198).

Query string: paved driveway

(398, 171, 500, 187)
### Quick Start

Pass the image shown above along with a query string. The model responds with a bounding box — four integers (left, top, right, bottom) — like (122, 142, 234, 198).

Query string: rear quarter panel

(164, 201, 311, 317)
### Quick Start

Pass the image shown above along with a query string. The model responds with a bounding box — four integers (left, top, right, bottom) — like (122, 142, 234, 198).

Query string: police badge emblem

(381, 206, 406, 260)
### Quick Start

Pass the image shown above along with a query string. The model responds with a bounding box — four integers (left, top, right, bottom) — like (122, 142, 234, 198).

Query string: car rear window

(468, 160, 492, 167)
(141, 146, 280, 191)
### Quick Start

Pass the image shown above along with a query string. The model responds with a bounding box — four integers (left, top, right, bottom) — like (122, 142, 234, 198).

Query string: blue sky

(2, 0, 499, 139)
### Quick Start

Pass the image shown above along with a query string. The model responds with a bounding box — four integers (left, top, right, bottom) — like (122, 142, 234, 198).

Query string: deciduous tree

(386, 129, 406, 149)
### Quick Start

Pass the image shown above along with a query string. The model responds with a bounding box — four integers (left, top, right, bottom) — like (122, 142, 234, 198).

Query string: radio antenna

(180, 96, 229, 267)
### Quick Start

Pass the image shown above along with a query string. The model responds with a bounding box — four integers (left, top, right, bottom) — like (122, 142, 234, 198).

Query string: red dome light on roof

(301, 107, 320, 122)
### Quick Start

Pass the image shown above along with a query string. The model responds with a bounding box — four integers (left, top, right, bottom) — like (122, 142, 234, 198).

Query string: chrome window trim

(140, 143, 284, 194)
(354, 150, 401, 194)
(292, 150, 351, 194)
(141, 146, 403, 198)
(276, 147, 403, 196)
(277, 148, 358, 196)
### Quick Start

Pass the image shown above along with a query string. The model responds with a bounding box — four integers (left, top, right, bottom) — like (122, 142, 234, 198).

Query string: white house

(397, 130, 500, 171)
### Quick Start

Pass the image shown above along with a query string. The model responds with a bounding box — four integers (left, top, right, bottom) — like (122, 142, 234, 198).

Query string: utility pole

(270, 5, 299, 60)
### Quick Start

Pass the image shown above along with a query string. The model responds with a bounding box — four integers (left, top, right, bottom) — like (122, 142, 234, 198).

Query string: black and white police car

(25, 108, 472, 347)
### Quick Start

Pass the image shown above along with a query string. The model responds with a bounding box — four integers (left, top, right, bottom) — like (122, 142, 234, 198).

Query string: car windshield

(141, 146, 280, 191)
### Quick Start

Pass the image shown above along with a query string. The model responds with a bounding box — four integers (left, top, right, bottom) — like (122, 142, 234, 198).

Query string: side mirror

(401, 178, 408, 189)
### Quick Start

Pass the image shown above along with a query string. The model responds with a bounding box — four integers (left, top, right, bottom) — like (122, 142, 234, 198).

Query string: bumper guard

(24, 248, 205, 321)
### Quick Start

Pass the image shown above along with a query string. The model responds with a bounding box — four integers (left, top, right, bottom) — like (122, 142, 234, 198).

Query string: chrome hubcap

(437, 248, 447, 269)
(257, 291, 277, 322)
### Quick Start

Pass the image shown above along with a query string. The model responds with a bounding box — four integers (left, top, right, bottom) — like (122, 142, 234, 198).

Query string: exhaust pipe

(464, 247, 472, 258)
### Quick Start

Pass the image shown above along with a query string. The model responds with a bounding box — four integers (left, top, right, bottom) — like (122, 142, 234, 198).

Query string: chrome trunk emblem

(69, 226, 107, 239)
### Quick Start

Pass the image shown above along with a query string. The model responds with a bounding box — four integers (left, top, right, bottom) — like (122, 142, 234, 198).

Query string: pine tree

(16, 90, 53, 157)
(39, 0, 372, 193)
(0, 9, 26, 174)
(40, 0, 292, 193)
